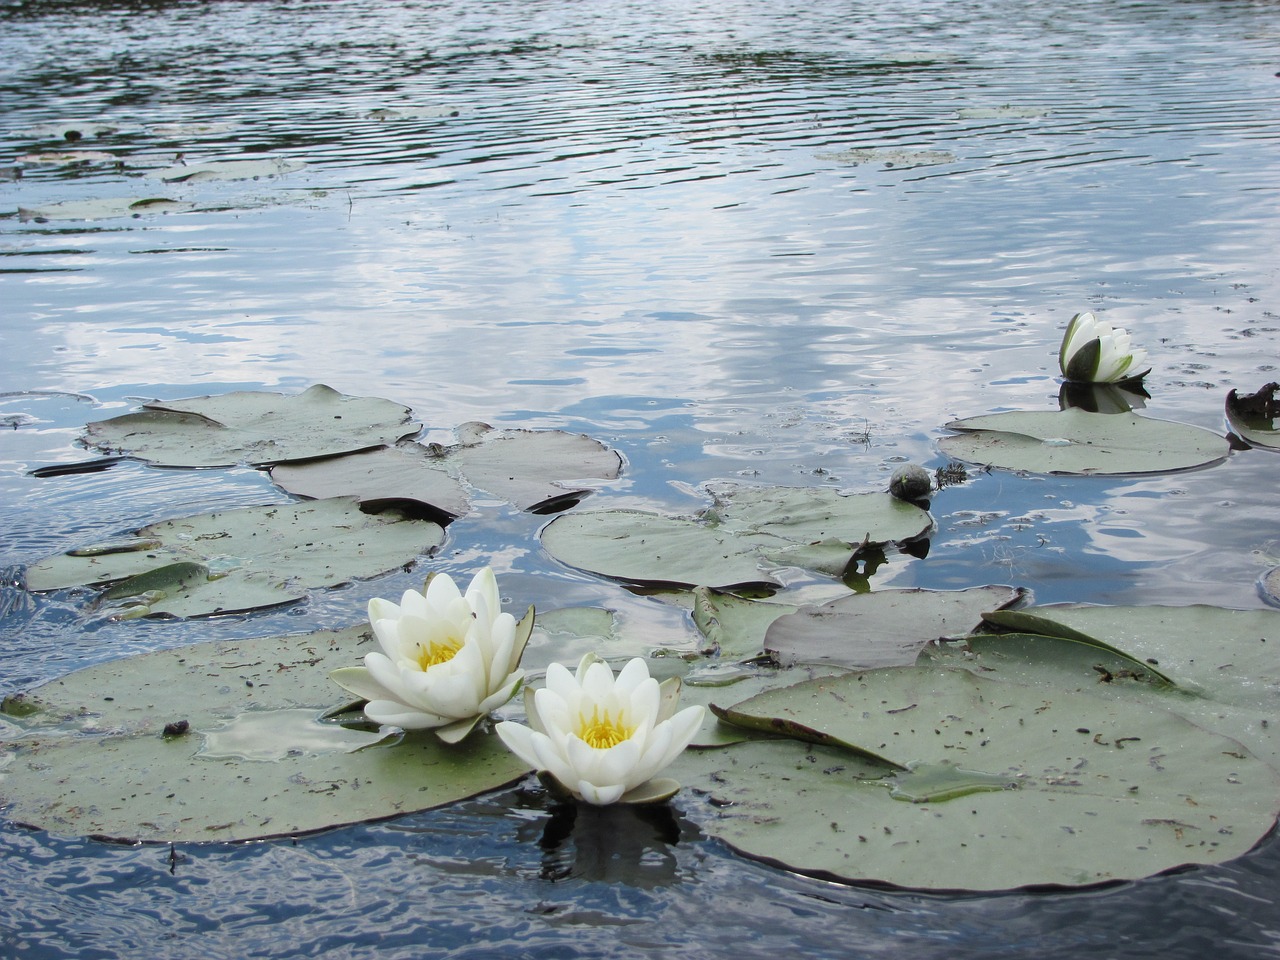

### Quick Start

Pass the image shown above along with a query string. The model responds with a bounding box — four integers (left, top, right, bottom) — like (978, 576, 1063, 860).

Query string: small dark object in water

(28, 456, 124, 478)
(1227, 381, 1279, 420)
(162, 719, 190, 738)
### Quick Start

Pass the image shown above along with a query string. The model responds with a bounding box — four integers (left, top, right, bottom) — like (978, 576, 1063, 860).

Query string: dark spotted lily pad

(80, 384, 419, 468)
(540, 485, 932, 589)
(979, 603, 1280, 770)
(0, 626, 529, 842)
(673, 665, 1280, 890)
(270, 423, 622, 518)
(23, 497, 444, 618)
(939, 409, 1229, 476)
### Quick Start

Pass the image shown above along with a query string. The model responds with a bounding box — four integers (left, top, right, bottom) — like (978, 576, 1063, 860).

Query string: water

(2, 0, 1279, 956)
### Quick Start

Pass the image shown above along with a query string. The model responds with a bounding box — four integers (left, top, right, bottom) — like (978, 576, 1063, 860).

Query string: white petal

(329, 666, 391, 703)
(364, 651, 409, 699)
(543, 661, 580, 701)
(578, 781, 625, 806)
(424, 571, 463, 609)
(364, 699, 450, 729)
(368, 596, 401, 624)
(476, 671, 523, 714)
(532, 688, 572, 740)
(581, 659, 617, 703)
(623, 675, 661, 730)
(567, 735, 640, 789)
(494, 720, 541, 768)
(614, 657, 651, 698)
(533, 733, 581, 790)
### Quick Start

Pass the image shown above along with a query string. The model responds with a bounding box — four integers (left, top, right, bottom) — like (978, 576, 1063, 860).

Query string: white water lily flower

(330, 567, 533, 744)
(1059, 311, 1149, 383)
(495, 653, 705, 806)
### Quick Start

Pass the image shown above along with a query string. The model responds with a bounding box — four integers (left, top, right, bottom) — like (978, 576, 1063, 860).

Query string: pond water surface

(2, 1, 1279, 957)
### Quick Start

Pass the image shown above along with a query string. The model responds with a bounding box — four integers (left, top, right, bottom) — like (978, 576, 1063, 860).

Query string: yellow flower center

(577, 706, 635, 749)
(414, 633, 464, 670)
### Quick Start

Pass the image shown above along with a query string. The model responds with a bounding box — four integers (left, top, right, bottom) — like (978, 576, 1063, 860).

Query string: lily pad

(980, 603, 1280, 770)
(80, 384, 419, 468)
(143, 158, 305, 183)
(17, 197, 195, 221)
(0, 626, 529, 842)
(269, 423, 622, 518)
(816, 148, 956, 167)
(764, 585, 1024, 669)
(938, 409, 1229, 476)
(23, 497, 444, 617)
(542, 510, 777, 589)
(677, 666, 1280, 890)
(16, 151, 118, 164)
(541, 485, 932, 589)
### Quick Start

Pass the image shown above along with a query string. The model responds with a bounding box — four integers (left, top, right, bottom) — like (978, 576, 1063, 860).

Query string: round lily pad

(674, 665, 1280, 890)
(763, 585, 1024, 669)
(23, 497, 444, 617)
(540, 485, 933, 588)
(0, 626, 528, 842)
(270, 424, 622, 518)
(939, 409, 1229, 476)
(80, 384, 420, 468)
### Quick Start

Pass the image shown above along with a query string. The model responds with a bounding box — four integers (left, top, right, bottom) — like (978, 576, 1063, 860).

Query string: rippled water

(2, 1, 1280, 956)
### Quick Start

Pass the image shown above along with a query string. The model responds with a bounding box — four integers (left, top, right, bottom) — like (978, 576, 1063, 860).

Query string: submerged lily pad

(18, 197, 195, 221)
(270, 423, 622, 518)
(17, 150, 118, 164)
(541, 485, 932, 589)
(144, 158, 305, 182)
(677, 665, 1280, 890)
(0, 626, 529, 842)
(24, 497, 444, 617)
(80, 384, 419, 468)
(939, 409, 1229, 475)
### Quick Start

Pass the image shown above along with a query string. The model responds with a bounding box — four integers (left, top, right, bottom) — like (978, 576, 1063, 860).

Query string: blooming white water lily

(495, 653, 705, 805)
(330, 567, 534, 744)
(1059, 311, 1149, 383)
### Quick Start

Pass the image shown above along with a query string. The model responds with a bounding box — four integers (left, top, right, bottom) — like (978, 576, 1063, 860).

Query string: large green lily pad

(938, 409, 1229, 475)
(80, 384, 419, 468)
(764, 585, 1024, 668)
(540, 485, 932, 588)
(0, 626, 529, 842)
(688, 584, 1022, 664)
(979, 604, 1280, 769)
(677, 665, 1280, 890)
(270, 423, 622, 518)
(23, 497, 444, 617)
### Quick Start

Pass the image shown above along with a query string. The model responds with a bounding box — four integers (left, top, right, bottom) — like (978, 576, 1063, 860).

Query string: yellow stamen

(414, 634, 464, 670)
(577, 706, 634, 749)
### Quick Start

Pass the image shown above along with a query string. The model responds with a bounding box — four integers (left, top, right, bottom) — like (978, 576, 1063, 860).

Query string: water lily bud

(1058, 311, 1149, 383)
(889, 463, 932, 501)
